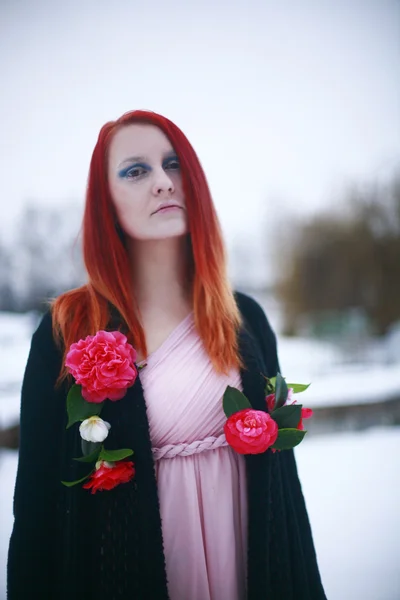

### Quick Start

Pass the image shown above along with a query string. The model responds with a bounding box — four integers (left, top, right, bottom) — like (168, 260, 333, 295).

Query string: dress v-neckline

(136, 311, 194, 367)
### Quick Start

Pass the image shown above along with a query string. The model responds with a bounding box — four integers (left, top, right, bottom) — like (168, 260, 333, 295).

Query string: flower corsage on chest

(61, 330, 141, 494)
(223, 373, 313, 454)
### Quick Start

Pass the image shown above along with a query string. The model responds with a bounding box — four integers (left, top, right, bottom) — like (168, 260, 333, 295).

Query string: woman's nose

(152, 170, 175, 195)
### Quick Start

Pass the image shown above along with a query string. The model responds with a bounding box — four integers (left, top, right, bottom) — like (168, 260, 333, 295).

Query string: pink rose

(65, 330, 138, 403)
(224, 408, 278, 454)
(298, 407, 313, 430)
(83, 460, 135, 494)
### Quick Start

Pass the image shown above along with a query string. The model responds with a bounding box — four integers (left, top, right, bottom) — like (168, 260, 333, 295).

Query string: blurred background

(1, 0, 399, 598)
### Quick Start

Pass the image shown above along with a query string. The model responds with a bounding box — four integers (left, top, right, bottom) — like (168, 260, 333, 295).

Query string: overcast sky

(1, 0, 399, 251)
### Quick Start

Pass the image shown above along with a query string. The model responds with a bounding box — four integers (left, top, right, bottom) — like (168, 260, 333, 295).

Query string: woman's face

(108, 123, 188, 241)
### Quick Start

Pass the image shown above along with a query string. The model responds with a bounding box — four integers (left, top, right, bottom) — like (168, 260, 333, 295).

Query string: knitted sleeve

(250, 301, 326, 597)
(7, 311, 63, 599)
(235, 291, 326, 598)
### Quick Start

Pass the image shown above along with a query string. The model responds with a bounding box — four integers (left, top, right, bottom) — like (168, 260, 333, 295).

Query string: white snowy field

(278, 336, 400, 408)
(1, 428, 399, 600)
(295, 427, 400, 600)
(1, 311, 400, 599)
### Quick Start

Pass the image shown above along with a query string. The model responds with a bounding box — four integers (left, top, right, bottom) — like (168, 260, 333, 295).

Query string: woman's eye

(165, 159, 180, 171)
(126, 166, 147, 179)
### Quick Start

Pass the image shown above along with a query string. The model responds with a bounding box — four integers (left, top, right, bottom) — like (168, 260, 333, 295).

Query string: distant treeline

(0, 202, 86, 312)
(274, 169, 400, 336)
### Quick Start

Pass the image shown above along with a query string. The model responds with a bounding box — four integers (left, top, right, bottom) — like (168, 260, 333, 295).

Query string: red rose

(83, 460, 135, 494)
(266, 393, 275, 413)
(224, 408, 278, 454)
(65, 330, 138, 403)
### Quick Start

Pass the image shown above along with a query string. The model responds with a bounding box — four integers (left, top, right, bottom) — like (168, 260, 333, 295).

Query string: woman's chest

(139, 346, 242, 447)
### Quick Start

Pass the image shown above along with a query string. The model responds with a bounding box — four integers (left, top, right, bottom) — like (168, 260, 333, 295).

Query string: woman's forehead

(109, 124, 174, 165)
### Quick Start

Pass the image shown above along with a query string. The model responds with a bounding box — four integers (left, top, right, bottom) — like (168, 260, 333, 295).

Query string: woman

(7, 110, 326, 600)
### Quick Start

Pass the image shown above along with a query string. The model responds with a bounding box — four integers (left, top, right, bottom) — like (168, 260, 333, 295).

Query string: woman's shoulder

(234, 290, 280, 375)
(234, 290, 274, 332)
(30, 308, 63, 371)
(32, 308, 52, 336)
(32, 308, 55, 344)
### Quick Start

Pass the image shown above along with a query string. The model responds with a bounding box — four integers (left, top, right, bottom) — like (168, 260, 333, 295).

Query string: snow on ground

(295, 426, 400, 600)
(0, 451, 17, 600)
(0, 314, 34, 384)
(278, 336, 400, 407)
(0, 313, 34, 429)
(1, 427, 399, 600)
(283, 362, 400, 408)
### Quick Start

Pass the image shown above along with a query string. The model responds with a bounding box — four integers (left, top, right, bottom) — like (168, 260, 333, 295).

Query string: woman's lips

(154, 205, 182, 214)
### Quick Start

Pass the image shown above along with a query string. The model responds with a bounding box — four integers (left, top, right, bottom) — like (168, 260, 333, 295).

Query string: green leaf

(222, 386, 252, 418)
(66, 384, 104, 429)
(271, 428, 307, 450)
(269, 376, 277, 389)
(99, 448, 134, 462)
(275, 373, 288, 409)
(61, 471, 94, 487)
(73, 447, 102, 463)
(262, 375, 275, 395)
(271, 404, 302, 429)
(286, 383, 311, 393)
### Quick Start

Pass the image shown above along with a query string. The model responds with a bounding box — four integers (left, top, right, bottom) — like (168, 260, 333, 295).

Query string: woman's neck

(126, 235, 192, 320)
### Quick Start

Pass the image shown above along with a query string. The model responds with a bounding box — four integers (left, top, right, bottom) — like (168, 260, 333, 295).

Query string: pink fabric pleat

(138, 313, 248, 600)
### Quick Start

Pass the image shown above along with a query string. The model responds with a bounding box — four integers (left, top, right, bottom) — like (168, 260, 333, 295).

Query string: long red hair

(51, 109, 242, 385)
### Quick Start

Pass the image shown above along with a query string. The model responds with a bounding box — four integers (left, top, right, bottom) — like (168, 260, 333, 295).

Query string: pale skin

(107, 123, 193, 361)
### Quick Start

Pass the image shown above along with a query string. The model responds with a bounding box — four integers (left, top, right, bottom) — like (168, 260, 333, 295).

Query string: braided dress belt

(152, 432, 229, 460)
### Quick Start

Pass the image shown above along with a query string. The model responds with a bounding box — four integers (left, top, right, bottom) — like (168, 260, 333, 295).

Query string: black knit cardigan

(7, 292, 326, 600)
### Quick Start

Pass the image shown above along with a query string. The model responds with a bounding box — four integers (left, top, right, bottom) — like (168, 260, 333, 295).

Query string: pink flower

(298, 407, 313, 430)
(65, 330, 138, 403)
(224, 408, 278, 454)
(266, 393, 276, 413)
(83, 460, 135, 494)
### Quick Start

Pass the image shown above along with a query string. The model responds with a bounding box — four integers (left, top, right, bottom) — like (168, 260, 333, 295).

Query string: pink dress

(138, 312, 248, 600)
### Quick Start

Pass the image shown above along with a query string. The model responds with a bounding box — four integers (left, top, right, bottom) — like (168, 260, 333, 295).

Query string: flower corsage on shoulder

(61, 330, 140, 494)
(223, 373, 313, 454)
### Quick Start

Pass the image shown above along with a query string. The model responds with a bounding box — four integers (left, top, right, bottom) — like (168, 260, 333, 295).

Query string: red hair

(51, 109, 242, 385)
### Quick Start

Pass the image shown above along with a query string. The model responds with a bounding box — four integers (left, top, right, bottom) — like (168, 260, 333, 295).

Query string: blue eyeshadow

(117, 163, 149, 178)
(117, 154, 179, 179)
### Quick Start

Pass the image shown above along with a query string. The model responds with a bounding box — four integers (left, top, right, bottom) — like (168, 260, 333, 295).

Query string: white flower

(79, 416, 111, 443)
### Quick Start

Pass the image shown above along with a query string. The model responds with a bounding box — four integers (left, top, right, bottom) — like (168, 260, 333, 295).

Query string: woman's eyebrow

(118, 155, 147, 168)
(117, 150, 177, 169)
(163, 150, 177, 158)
